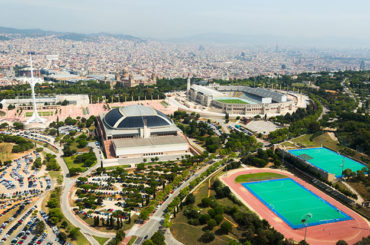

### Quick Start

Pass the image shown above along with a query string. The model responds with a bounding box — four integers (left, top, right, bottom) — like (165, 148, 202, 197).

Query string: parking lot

(0, 151, 51, 199)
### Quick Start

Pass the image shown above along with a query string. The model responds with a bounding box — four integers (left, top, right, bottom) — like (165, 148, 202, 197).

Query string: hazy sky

(2, 0, 370, 41)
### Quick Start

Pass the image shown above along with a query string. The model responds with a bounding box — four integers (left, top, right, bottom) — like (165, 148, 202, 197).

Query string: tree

(77, 139, 88, 148)
(342, 168, 352, 180)
(115, 229, 125, 243)
(69, 228, 80, 240)
(137, 163, 145, 171)
(298, 241, 309, 245)
(199, 214, 211, 224)
(185, 193, 195, 205)
(200, 231, 215, 243)
(151, 232, 165, 245)
(58, 232, 67, 241)
(220, 221, 233, 234)
(143, 240, 155, 245)
(336, 241, 348, 245)
(13, 122, 24, 130)
(207, 219, 217, 230)
(201, 197, 212, 207)
(34, 220, 46, 235)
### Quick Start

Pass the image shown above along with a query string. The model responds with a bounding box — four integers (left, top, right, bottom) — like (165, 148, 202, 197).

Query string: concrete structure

(1, 94, 90, 108)
(186, 84, 294, 116)
(97, 104, 189, 159)
(115, 68, 156, 87)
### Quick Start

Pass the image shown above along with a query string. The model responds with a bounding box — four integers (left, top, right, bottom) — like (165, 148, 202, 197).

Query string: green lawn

(235, 172, 286, 183)
(64, 156, 85, 171)
(160, 100, 169, 107)
(93, 236, 109, 245)
(69, 141, 91, 153)
(25, 111, 53, 117)
(217, 99, 248, 104)
(104, 165, 130, 170)
(48, 171, 63, 185)
(127, 236, 137, 245)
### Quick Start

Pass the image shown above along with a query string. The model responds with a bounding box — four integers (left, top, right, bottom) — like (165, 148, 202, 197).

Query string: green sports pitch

(242, 178, 351, 229)
(216, 99, 249, 104)
(288, 147, 367, 177)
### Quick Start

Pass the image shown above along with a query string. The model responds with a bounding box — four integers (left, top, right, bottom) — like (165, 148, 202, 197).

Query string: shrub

(220, 221, 233, 234)
(200, 231, 215, 243)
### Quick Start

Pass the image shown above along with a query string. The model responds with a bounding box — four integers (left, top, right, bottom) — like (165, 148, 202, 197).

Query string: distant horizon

(1, 0, 370, 49)
(1, 25, 370, 50)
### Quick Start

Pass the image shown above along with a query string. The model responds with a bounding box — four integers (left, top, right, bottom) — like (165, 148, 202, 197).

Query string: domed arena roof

(103, 104, 173, 129)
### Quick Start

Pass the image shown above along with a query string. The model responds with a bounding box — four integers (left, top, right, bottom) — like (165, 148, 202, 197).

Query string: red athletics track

(221, 168, 370, 245)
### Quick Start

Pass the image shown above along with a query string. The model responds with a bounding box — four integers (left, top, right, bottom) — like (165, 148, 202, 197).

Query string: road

(341, 78, 362, 113)
(44, 142, 114, 245)
(131, 160, 221, 244)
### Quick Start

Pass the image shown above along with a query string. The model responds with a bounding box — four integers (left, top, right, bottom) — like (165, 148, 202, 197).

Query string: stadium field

(242, 178, 351, 229)
(288, 147, 367, 177)
(216, 98, 249, 104)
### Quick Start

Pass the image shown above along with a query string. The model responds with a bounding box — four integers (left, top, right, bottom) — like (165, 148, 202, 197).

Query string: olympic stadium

(170, 79, 304, 117)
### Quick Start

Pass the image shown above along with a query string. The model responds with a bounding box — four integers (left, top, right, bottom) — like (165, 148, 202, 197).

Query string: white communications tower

(25, 55, 46, 124)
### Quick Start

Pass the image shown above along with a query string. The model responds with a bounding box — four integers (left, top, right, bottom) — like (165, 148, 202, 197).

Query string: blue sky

(1, 0, 370, 41)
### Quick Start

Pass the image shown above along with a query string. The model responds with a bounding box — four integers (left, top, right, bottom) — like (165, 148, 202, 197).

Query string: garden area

(42, 187, 89, 245)
(71, 154, 209, 233)
(63, 152, 97, 176)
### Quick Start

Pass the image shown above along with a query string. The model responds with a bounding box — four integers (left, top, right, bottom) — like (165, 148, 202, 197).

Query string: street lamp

(340, 158, 345, 178)
(301, 213, 312, 242)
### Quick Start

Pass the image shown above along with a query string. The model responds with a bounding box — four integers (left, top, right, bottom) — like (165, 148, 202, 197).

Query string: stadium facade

(97, 104, 189, 159)
(186, 84, 295, 116)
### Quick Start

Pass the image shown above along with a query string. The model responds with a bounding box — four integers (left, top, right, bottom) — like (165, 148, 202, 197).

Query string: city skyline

(1, 0, 370, 48)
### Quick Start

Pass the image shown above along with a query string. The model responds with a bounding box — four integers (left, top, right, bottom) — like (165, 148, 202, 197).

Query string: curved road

(44, 143, 115, 245)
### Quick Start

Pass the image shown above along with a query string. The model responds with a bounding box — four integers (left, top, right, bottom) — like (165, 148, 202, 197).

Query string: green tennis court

(242, 178, 351, 229)
(288, 147, 367, 177)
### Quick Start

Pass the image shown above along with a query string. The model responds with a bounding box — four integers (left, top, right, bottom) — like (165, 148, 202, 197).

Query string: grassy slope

(64, 156, 85, 171)
(234, 172, 286, 183)
(93, 236, 109, 245)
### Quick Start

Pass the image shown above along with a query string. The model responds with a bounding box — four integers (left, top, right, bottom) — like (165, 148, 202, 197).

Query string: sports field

(216, 98, 249, 104)
(242, 178, 351, 229)
(288, 147, 367, 177)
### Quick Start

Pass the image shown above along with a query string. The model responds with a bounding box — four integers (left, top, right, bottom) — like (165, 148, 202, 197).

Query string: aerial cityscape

(0, 1, 369, 245)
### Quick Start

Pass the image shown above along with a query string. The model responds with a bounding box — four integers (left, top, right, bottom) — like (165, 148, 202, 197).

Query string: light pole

(340, 158, 345, 178)
(301, 213, 312, 242)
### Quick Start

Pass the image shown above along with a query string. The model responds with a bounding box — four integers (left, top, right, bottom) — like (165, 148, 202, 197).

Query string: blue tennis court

(288, 147, 367, 177)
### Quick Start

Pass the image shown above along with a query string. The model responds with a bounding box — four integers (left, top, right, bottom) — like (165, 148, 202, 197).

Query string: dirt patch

(327, 132, 339, 143)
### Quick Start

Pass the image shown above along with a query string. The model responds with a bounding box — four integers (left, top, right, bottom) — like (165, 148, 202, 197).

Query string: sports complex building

(96, 104, 189, 159)
(187, 83, 295, 115)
